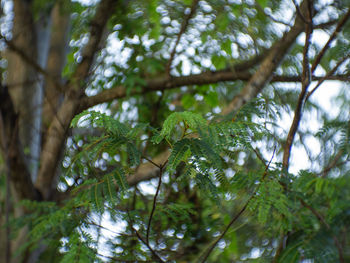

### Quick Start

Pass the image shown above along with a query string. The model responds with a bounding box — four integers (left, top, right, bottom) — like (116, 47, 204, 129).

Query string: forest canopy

(0, 0, 349, 262)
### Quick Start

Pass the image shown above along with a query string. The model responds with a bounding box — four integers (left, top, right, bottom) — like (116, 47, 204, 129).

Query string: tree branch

(36, 0, 118, 199)
(146, 165, 164, 244)
(282, 0, 313, 172)
(79, 70, 349, 112)
(306, 54, 350, 101)
(42, 1, 71, 128)
(320, 149, 344, 177)
(133, 229, 165, 263)
(222, 0, 310, 115)
(126, 210, 165, 263)
(311, 8, 350, 73)
(127, 150, 171, 186)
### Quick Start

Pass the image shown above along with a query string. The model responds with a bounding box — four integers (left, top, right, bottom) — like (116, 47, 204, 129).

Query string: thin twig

(252, 147, 267, 165)
(306, 54, 350, 101)
(197, 148, 276, 263)
(142, 156, 162, 168)
(255, 2, 292, 27)
(134, 229, 165, 263)
(197, 199, 250, 263)
(126, 210, 165, 262)
(314, 19, 338, 29)
(165, 0, 199, 75)
(320, 149, 344, 177)
(311, 8, 350, 73)
(292, 0, 308, 23)
(146, 165, 164, 244)
(87, 220, 121, 236)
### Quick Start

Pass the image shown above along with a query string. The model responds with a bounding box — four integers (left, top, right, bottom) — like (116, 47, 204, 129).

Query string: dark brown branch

(314, 19, 338, 29)
(142, 156, 162, 169)
(222, 0, 309, 115)
(146, 165, 164, 244)
(165, 0, 199, 75)
(79, 71, 350, 112)
(282, 1, 313, 172)
(292, 0, 308, 23)
(320, 149, 344, 177)
(126, 150, 171, 187)
(311, 8, 350, 73)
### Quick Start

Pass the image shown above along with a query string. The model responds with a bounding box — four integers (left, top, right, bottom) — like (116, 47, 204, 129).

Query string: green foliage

(152, 111, 207, 143)
(6, 0, 350, 262)
(60, 231, 98, 263)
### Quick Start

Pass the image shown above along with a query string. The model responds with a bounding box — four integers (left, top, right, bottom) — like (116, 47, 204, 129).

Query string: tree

(0, 0, 349, 262)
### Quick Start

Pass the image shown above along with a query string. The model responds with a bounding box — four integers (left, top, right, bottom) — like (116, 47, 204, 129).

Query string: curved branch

(222, 0, 309, 115)
(80, 71, 350, 112)
(311, 8, 350, 73)
(146, 166, 164, 244)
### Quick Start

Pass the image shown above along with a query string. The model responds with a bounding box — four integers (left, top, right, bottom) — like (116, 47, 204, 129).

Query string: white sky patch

(250, 247, 263, 259)
(309, 81, 342, 119)
(138, 179, 158, 196)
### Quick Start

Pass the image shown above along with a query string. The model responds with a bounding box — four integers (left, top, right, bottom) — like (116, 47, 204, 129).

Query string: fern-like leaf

(167, 139, 191, 171)
(112, 166, 129, 193)
(126, 142, 141, 166)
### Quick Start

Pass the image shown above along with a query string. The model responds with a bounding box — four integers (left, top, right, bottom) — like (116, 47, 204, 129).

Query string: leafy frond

(153, 111, 207, 143)
(167, 138, 191, 172)
(71, 110, 129, 137)
(60, 231, 97, 263)
(195, 173, 219, 201)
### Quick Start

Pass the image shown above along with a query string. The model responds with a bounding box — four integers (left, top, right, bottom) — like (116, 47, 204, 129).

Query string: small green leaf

(113, 166, 128, 192)
(127, 142, 141, 166)
(167, 139, 190, 171)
